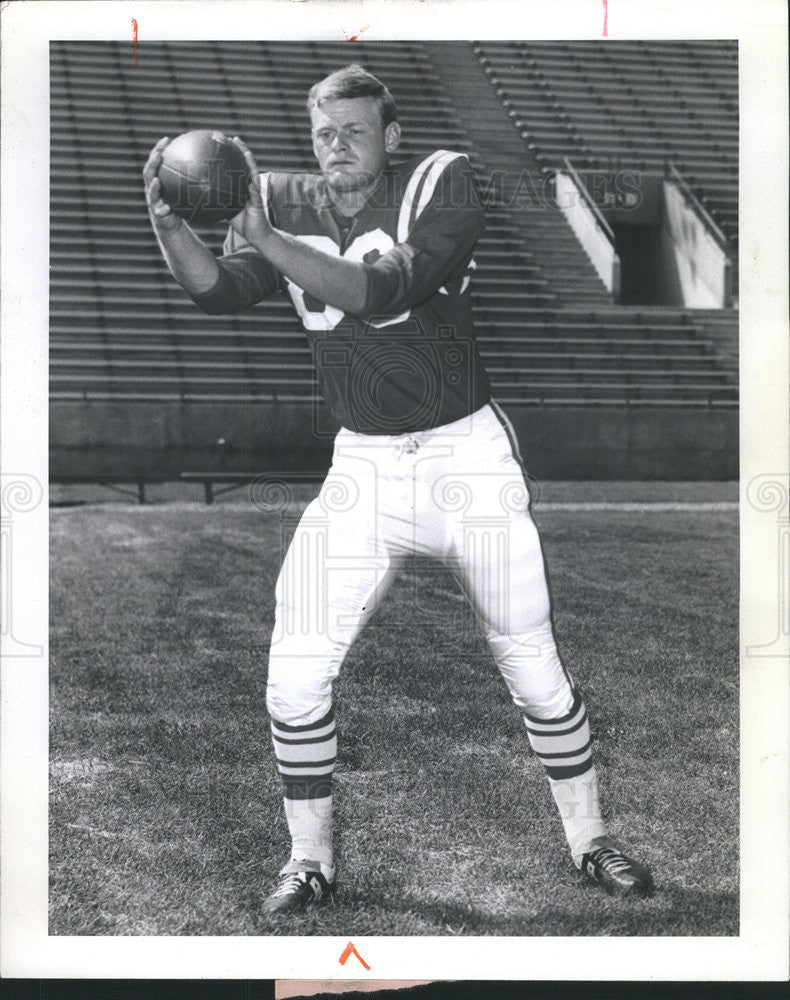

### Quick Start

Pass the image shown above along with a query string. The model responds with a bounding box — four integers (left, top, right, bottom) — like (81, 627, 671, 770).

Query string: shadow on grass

(243, 873, 738, 937)
(392, 883, 739, 937)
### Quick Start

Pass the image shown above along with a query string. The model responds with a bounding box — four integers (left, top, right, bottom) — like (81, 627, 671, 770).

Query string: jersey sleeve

(188, 174, 282, 315)
(360, 153, 485, 319)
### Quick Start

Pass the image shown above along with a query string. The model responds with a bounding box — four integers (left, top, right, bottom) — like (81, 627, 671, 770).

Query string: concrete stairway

(425, 40, 612, 307)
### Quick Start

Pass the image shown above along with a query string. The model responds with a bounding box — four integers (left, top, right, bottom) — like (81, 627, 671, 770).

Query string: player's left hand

(230, 136, 272, 249)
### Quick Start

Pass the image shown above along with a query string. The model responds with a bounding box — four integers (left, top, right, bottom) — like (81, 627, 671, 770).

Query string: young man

(143, 64, 654, 915)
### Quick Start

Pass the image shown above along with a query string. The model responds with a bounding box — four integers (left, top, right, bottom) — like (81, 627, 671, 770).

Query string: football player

(143, 64, 654, 914)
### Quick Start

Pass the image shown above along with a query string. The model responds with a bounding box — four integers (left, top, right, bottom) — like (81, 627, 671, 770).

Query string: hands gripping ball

(157, 130, 251, 223)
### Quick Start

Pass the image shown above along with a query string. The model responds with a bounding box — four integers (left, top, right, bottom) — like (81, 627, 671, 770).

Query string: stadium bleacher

(474, 40, 738, 249)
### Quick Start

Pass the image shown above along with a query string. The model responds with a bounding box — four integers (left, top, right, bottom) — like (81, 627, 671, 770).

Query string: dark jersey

(191, 150, 492, 433)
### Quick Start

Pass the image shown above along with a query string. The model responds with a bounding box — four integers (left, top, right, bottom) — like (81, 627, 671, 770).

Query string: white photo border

(1, 0, 788, 982)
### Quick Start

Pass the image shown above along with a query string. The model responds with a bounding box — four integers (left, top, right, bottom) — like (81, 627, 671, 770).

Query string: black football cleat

(261, 859, 336, 916)
(578, 840, 655, 899)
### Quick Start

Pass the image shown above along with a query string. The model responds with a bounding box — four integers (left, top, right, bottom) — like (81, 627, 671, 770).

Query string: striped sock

(270, 709, 337, 866)
(523, 687, 592, 779)
(523, 688, 608, 858)
(270, 708, 338, 799)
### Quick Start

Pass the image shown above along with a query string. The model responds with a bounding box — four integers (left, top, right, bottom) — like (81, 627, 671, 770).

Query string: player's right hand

(143, 137, 181, 231)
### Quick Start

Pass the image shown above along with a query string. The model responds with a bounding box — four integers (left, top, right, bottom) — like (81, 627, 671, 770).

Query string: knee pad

(266, 651, 334, 728)
(486, 623, 575, 719)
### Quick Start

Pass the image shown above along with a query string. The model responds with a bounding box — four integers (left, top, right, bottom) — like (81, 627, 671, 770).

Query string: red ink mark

(602, 0, 608, 36)
(343, 25, 370, 42)
(131, 18, 139, 65)
(339, 942, 371, 971)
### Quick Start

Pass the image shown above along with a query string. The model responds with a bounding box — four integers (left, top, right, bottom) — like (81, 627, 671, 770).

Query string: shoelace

(272, 872, 307, 898)
(593, 847, 633, 874)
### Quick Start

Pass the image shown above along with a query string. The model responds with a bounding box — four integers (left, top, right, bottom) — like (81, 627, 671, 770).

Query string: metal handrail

(561, 156, 616, 243)
(665, 160, 730, 251)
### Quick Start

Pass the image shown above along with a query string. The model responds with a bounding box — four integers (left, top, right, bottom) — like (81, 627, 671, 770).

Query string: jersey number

(285, 230, 410, 331)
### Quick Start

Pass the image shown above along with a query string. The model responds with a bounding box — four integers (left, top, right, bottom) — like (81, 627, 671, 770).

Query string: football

(157, 129, 250, 223)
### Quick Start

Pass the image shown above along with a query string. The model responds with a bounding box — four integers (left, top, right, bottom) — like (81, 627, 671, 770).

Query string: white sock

(548, 766, 609, 864)
(284, 795, 334, 868)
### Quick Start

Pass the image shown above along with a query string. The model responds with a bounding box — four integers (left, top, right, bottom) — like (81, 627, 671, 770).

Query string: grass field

(49, 483, 738, 936)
